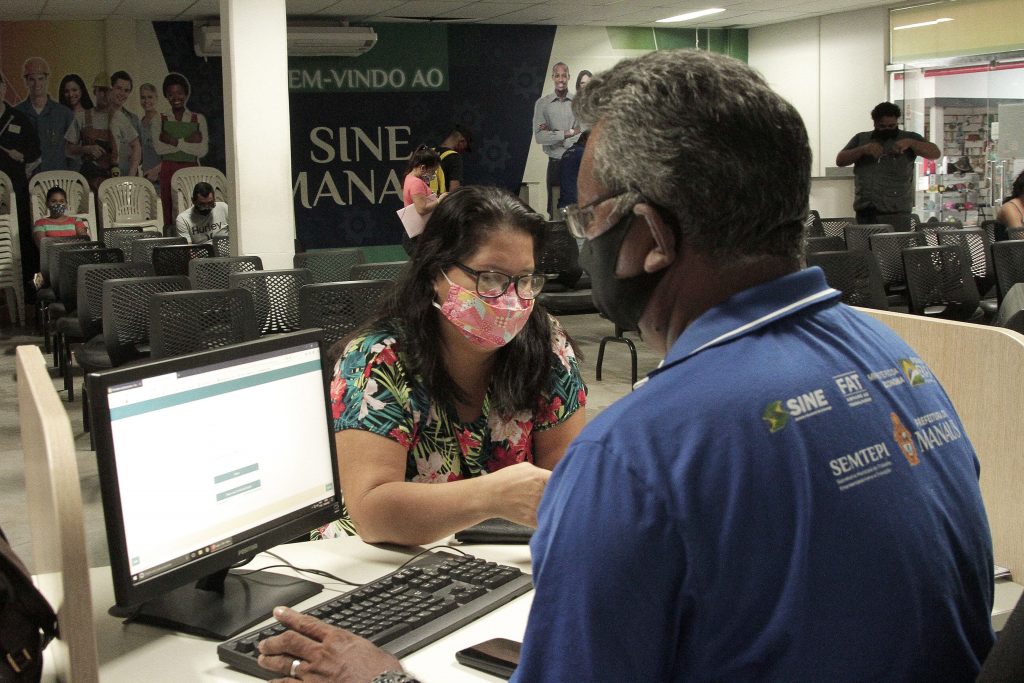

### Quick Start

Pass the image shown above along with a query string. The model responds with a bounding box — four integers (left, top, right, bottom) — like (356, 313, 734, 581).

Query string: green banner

(605, 27, 748, 62)
(288, 24, 449, 93)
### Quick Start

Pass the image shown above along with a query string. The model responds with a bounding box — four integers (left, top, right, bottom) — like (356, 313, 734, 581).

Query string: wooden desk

(45, 534, 1021, 681)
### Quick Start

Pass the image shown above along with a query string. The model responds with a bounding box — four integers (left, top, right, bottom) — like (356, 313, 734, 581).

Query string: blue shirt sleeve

(513, 439, 688, 681)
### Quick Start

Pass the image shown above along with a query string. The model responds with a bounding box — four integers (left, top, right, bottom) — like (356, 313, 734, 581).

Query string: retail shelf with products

(918, 172, 994, 225)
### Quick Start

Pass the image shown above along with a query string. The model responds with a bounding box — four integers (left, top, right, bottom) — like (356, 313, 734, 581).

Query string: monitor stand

(110, 568, 322, 640)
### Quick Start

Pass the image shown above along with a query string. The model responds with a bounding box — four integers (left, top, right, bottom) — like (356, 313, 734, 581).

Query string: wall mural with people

(0, 20, 745, 253)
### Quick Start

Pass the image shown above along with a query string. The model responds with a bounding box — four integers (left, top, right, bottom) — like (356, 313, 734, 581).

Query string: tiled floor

(0, 312, 662, 573)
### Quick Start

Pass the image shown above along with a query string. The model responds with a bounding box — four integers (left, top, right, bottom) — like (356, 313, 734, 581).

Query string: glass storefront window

(889, 61, 1024, 224)
(889, 0, 1024, 225)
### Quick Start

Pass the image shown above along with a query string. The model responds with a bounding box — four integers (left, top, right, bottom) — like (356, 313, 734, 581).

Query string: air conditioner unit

(194, 21, 377, 57)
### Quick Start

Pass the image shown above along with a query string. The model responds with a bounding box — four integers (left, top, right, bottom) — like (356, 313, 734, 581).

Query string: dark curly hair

(334, 186, 555, 418)
(1010, 170, 1024, 201)
(871, 102, 901, 121)
(404, 145, 440, 176)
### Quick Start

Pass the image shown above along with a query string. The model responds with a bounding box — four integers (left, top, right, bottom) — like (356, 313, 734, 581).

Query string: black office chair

(131, 236, 187, 264)
(991, 240, 1024, 305)
(149, 289, 259, 359)
(936, 228, 997, 315)
(843, 223, 893, 251)
(804, 210, 825, 238)
(820, 216, 855, 238)
(981, 219, 1006, 244)
(805, 236, 846, 254)
(869, 232, 924, 285)
(51, 247, 125, 394)
(536, 221, 596, 316)
(902, 245, 982, 321)
(188, 255, 264, 290)
(37, 235, 89, 295)
(936, 228, 991, 280)
(70, 261, 154, 414)
(44, 241, 105, 365)
(869, 231, 924, 309)
(299, 280, 392, 349)
(36, 237, 94, 353)
(294, 248, 366, 283)
(99, 225, 143, 241)
(925, 216, 963, 230)
(228, 268, 312, 335)
(212, 234, 231, 257)
(102, 275, 192, 366)
(918, 218, 963, 247)
(350, 261, 409, 282)
(76, 273, 188, 447)
(537, 221, 582, 289)
(151, 243, 215, 276)
(102, 229, 158, 262)
(806, 251, 889, 310)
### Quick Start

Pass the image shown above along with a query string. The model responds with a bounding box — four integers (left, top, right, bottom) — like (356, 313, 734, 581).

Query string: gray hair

(574, 50, 811, 261)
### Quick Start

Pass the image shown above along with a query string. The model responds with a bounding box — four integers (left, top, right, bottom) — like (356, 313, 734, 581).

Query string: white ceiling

(0, 0, 901, 29)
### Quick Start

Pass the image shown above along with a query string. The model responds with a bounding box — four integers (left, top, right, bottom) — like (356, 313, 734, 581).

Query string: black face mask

(580, 212, 668, 332)
(871, 128, 899, 141)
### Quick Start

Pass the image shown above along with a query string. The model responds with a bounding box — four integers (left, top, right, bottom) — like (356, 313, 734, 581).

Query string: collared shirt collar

(18, 96, 59, 114)
(546, 92, 572, 104)
(641, 268, 839, 385)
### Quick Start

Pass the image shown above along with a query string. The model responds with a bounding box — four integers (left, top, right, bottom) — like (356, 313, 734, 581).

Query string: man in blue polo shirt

(255, 50, 994, 683)
(520, 49, 993, 682)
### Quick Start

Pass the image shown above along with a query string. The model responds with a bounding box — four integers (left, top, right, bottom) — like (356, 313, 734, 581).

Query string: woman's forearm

(348, 461, 549, 546)
(348, 478, 494, 546)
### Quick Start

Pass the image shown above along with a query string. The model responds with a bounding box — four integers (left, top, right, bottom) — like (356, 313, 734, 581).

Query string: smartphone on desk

(455, 637, 521, 679)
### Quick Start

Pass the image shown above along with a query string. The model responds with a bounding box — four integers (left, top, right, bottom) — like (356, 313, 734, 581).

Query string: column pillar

(220, 0, 294, 267)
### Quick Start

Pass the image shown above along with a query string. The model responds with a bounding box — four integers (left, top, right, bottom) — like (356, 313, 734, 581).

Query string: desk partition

(864, 309, 1024, 580)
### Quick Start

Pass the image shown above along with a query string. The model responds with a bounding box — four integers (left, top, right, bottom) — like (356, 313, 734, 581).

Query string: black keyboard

(218, 550, 533, 679)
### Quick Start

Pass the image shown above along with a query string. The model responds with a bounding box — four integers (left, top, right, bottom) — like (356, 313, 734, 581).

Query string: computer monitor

(87, 330, 342, 640)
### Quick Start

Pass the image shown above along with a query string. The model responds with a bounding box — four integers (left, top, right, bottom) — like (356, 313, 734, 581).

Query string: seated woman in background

(997, 170, 1024, 230)
(32, 186, 88, 249)
(314, 185, 587, 545)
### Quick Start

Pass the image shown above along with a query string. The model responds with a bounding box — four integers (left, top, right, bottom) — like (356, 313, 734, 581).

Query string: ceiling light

(892, 17, 953, 30)
(656, 8, 726, 23)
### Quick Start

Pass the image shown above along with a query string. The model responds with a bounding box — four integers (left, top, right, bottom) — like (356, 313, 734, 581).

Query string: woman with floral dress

(314, 185, 587, 545)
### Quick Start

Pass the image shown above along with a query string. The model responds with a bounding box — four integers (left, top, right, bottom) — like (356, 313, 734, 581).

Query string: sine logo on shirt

(762, 388, 831, 433)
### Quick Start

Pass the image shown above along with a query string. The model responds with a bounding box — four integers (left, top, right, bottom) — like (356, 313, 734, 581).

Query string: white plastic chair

(96, 176, 162, 233)
(29, 171, 99, 240)
(170, 166, 230, 219)
(0, 170, 25, 326)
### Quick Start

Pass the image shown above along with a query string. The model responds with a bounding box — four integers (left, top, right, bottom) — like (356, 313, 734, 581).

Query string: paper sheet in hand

(397, 203, 433, 238)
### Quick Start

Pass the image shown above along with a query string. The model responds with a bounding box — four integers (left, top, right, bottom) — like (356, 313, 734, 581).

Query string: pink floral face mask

(434, 272, 534, 349)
